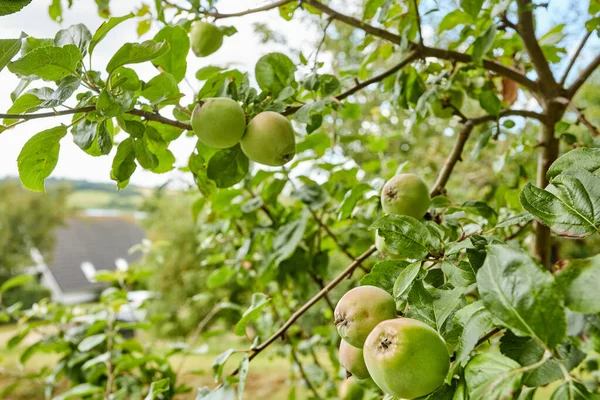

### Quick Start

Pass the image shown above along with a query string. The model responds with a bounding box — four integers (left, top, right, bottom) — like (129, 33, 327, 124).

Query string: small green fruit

(339, 377, 364, 400)
(339, 340, 370, 380)
(240, 111, 296, 166)
(334, 286, 397, 348)
(381, 173, 430, 219)
(363, 318, 450, 399)
(191, 98, 246, 149)
(190, 21, 223, 57)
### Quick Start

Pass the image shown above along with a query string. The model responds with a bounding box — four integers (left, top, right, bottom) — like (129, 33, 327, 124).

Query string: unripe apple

(380, 174, 430, 219)
(240, 111, 296, 166)
(191, 98, 246, 149)
(190, 21, 223, 57)
(334, 286, 396, 348)
(338, 377, 364, 400)
(339, 339, 370, 380)
(363, 318, 450, 399)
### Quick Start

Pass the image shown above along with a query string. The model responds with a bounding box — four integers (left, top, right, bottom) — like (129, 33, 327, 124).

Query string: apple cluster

(189, 22, 296, 166)
(336, 175, 450, 399)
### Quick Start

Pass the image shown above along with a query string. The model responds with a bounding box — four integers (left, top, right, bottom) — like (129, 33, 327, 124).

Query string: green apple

(334, 285, 397, 348)
(240, 111, 296, 166)
(190, 21, 223, 57)
(338, 377, 364, 400)
(339, 339, 370, 380)
(191, 98, 246, 149)
(363, 318, 450, 399)
(380, 173, 430, 219)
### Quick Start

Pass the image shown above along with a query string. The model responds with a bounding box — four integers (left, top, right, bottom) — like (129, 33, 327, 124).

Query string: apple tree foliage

(0, 0, 600, 399)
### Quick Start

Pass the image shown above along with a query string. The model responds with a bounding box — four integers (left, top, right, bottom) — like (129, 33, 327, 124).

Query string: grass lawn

(0, 325, 309, 400)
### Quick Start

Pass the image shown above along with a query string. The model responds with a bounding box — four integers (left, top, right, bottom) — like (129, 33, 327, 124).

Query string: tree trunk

(532, 104, 563, 269)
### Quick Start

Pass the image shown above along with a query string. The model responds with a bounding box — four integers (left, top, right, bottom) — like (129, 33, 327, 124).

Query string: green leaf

(0, 275, 33, 294)
(111, 138, 137, 188)
(546, 148, 600, 180)
(550, 380, 594, 400)
(234, 293, 271, 336)
(40, 75, 80, 108)
(8, 44, 82, 81)
(0, 38, 23, 73)
(212, 348, 237, 382)
(393, 261, 422, 299)
(237, 355, 250, 400)
(52, 383, 103, 400)
(142, 72, 180, 105)
(71, 119, 97, 150)
(255, 52, 297, 95)
(337, 183, 372, 220)
(3, 93, 44, 125)
(461, 0, 485, 18)
(106, 40, 170, 74)
(96, 89, 136, 117)
(478, 89, 501, 115)
(496, 212, 534, 228)
(519, 169, 600, 238)
(500, 331, 583, 387)
(135, 137, 158, 169)
(144, 378, 170, 400)
(0, 0, 32, 16)
(152, 25, 189, 82)
(206, 145, 249, 188)
(454, 301, 494, 366)
(556, 254, 600, 314)
(477, 244, 566, 348)
(369, 215, 432, 260)
(439, 10, 473, 32)
(268, 209, 309, 267)
(96, 120, 113, 155)
(472, 25, 497, 64)
(77, 334, 106, 352)
(464, 353, 523, 399)
(17, 126, 67, 192)
(54, 24, 91, 56)
(360, 260, 410, 294)
(195, 65, 225, 81)
(89, 13, 135, 56)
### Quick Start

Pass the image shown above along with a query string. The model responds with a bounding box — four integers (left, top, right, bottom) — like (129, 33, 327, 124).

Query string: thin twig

(560, 30, 593, 86)
(566, 53, 600, 99)
(412, 0, 423, 46)
(205, 0, 294, 19)
(313, 17, 333, 71)
(0, 106, 192, 131)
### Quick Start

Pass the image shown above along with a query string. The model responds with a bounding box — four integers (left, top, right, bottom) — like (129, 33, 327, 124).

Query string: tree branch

(430, 109, 548, 197)
(283, 51, 420, 116)
(230, 246, 377, 376)
(0, 106, 192, 131)
(515, 0, 556, 92)
(565, 53, 600, 99)
(206, 0, 294, 19)
(559, 30, 593, 86)
(302, 0, 538, 92)
(0, 106, 96, 121)
(419, 46, 538, 93)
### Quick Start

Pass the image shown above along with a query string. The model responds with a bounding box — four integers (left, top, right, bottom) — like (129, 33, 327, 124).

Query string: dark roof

(47, 217, 145, 293)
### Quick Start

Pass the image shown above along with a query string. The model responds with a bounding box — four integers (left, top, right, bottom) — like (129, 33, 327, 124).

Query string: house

(31, 216, 146, 304)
